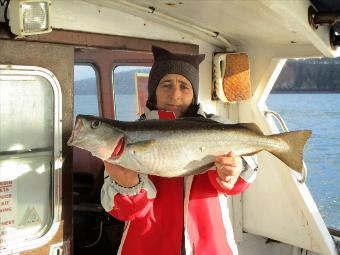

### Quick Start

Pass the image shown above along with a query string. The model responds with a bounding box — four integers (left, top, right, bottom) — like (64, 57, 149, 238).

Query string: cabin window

(0, 65, 62, 251)
(112, 66, 151, 121)
(74, 64, 100, 118)
(267, 58, 340, 230)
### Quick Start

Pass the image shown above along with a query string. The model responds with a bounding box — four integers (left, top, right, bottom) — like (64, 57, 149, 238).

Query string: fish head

(67, 115, 125, 160)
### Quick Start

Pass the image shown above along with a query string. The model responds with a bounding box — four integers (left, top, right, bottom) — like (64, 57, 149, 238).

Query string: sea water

(267, 93, 340, 230)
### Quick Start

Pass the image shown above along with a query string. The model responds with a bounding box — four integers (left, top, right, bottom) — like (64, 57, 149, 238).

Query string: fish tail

(270, 130, 312, 173)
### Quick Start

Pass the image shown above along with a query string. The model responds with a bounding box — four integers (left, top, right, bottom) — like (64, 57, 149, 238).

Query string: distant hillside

(75, 60, 340, 94)
(273, 58, 340, 92)
(74, 68, 150, 95)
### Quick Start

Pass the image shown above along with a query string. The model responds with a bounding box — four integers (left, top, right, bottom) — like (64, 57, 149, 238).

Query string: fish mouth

(67, 118, 84, 146)
(67, 132, 75, 146)
(108, 136, 125, 160)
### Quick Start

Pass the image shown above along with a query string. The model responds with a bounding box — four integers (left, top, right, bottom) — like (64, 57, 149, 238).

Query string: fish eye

(91, 120, 101, 129)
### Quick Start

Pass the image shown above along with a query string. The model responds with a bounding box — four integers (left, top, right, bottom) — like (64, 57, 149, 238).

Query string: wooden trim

(1, 28, 198, 54)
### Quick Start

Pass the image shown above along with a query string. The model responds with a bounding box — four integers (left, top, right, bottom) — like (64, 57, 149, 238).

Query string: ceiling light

(8, 0, 52, 37)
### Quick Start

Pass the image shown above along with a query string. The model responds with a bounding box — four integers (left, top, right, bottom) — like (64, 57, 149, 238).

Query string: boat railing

(264, 110, 307, 183)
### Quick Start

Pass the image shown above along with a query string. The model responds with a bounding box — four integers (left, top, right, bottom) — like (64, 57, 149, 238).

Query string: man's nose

(169, 83, 182, 99)
(169, 86, 181, 99)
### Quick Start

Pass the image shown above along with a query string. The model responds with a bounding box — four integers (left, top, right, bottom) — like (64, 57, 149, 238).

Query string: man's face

(155, 74, 194, 118)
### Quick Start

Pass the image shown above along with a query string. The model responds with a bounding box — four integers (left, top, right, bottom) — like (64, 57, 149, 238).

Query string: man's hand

(104, 161, 139, 188)
(214, 151, 243, 190)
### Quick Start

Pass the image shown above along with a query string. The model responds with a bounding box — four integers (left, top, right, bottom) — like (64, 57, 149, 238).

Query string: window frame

(112, 64, 152, 121)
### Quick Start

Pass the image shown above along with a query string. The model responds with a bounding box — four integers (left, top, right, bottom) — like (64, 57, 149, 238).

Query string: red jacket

(101, 109, 257, 255)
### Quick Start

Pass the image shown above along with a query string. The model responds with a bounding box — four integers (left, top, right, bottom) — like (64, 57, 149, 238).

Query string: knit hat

(147, 45, 205, 105)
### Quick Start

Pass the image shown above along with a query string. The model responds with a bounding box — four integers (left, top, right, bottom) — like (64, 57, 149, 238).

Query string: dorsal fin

(239, 123, 263, 134)
(177, 117, 221, 124)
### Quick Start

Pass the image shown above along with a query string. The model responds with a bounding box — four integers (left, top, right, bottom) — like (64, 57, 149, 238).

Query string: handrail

(264, 110, 307, 183)
(328, 227, 340, 254)
(107, 0, 234, 50)
(328, 227, 340, 238)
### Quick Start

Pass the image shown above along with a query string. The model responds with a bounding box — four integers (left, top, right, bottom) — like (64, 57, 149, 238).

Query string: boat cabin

(0, 0, 339, 254)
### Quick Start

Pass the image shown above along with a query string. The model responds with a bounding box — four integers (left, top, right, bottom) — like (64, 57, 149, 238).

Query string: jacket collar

(143, 105, 207, 120)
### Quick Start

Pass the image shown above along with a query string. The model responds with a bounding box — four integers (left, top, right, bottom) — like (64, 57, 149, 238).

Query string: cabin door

(72, 47, 153, 254)
(0, 40, 73, 255)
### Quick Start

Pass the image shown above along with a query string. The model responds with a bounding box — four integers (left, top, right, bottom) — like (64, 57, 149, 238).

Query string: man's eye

(181, 84, 190, 90)
(161, 83, 171, 88)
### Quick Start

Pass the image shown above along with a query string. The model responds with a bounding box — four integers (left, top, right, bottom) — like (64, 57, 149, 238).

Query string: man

(101, 46, 257, 255)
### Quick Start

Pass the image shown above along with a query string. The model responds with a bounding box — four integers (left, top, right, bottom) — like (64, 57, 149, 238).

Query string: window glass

(74, 65, 99, 118)
(113, 66, 151, 121)
(0, 73, 54, 247)
(267, 58, 340, 230)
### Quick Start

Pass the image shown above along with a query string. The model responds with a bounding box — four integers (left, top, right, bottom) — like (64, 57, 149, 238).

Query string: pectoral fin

(127, 140, 156, 152)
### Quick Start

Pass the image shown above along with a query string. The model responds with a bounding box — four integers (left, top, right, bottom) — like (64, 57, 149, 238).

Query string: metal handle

(264, 110, 307, 183)
(49, 241, 70, 255)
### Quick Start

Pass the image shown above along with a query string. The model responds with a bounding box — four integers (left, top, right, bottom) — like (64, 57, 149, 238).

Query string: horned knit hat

(147, 45, 205, 105)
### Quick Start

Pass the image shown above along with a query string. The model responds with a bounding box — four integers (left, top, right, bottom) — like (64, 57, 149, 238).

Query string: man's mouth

(166, 104, 180, 109)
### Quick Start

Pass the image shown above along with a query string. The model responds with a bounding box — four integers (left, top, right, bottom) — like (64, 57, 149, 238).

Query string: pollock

(67, 115, 312, 177)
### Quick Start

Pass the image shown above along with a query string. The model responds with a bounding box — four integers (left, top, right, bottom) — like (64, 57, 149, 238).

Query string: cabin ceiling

(60, 0, 339, 57)
(143, 0, 310, 44)
(87, 0, 308, 46)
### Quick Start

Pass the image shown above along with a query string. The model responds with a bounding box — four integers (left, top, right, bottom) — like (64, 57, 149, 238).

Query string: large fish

(67, 115, 312, 177)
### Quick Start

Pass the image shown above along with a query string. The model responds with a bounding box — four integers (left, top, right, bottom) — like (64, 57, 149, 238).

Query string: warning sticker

(0, 180, 18, 246)
(21, 207, 42, 226)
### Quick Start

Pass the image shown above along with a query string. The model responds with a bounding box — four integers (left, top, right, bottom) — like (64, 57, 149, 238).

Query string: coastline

(271, 89, 340, 94)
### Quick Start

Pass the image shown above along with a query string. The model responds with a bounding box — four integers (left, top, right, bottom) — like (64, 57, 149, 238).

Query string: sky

(74, 65, 96, 81)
